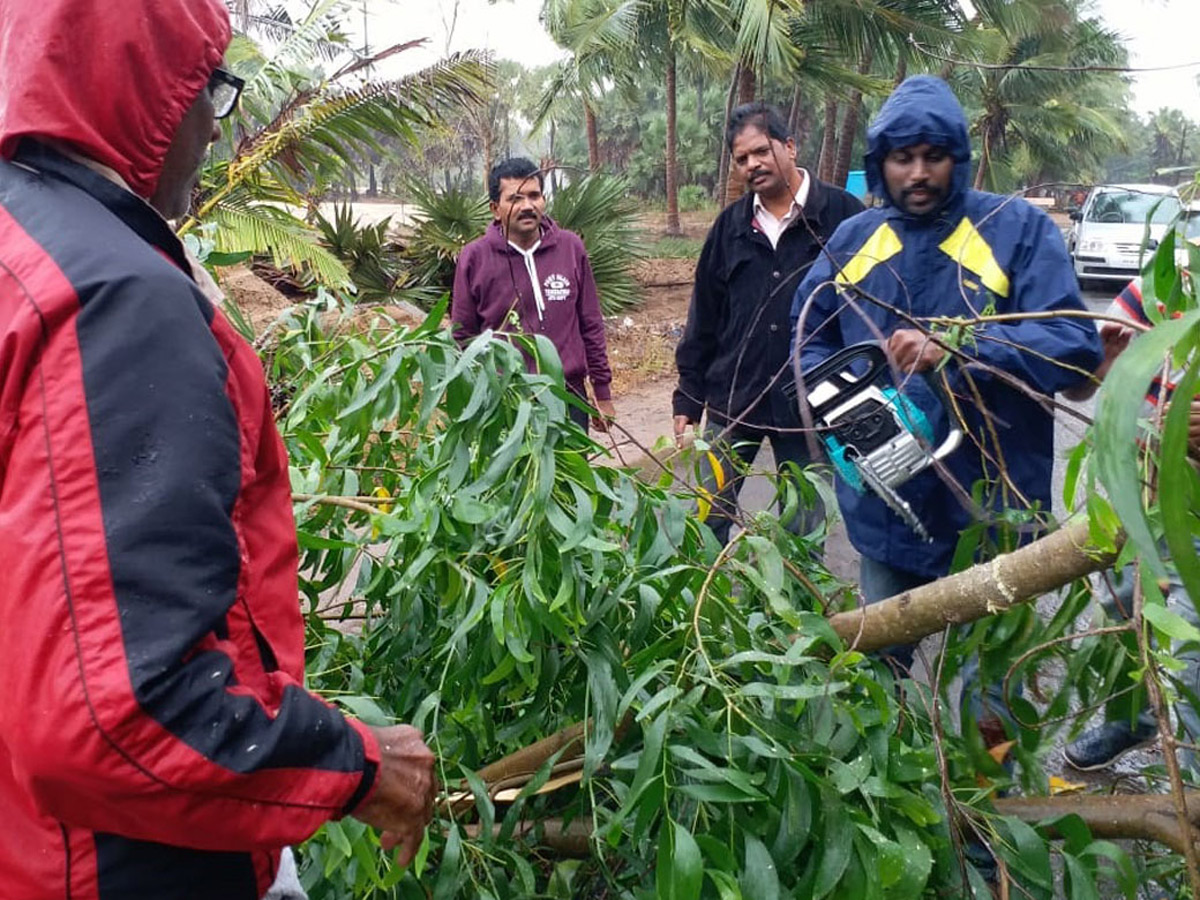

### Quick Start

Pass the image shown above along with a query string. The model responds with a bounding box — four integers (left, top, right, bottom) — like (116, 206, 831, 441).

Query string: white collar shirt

(752, 168, 811, 249)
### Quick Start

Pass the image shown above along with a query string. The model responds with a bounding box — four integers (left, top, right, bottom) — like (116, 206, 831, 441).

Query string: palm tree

(797, 0, 963, 187)
(949, 0, 1128, 191)
(188, 0, 490, 288)
(539, 0, 644, 172)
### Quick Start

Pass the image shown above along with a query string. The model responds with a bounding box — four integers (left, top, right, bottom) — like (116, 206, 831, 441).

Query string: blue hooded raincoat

(790, 76, 1102, 578)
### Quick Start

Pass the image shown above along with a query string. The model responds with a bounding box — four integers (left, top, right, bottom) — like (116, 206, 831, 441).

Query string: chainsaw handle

(918, 368, 964, 461)
(794, 342, 889, 419)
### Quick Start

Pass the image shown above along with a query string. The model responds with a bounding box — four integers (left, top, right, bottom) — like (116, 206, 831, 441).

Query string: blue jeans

(859, 556, 1015, 735)
(699, 421, 826, 545)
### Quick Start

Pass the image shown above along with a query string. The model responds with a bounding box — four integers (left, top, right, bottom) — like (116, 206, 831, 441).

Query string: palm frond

(547, 175, 644, 314)
(211, 202, 351, 288)
(229, 52, 490, 192)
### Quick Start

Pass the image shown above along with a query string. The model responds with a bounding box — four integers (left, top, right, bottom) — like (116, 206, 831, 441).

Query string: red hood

(0, 0, 231, 198)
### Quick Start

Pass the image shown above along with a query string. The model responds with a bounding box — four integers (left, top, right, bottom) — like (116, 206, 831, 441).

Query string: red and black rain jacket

(0, 1, 379, 897)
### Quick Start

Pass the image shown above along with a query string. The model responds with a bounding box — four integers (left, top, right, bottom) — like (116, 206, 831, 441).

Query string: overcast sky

(369, 0, 1200, 119)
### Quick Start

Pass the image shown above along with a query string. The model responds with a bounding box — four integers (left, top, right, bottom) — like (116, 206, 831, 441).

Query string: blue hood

(864, 76, 972, 209)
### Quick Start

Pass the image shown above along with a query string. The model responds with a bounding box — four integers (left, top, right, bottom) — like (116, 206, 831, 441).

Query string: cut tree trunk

(827, 519, 1118, 653)
(665, 44, 682, 235)
(459, 522, 1200, 859)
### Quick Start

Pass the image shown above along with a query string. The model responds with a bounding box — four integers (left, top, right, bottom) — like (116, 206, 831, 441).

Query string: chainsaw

(795, 342, 962, 541)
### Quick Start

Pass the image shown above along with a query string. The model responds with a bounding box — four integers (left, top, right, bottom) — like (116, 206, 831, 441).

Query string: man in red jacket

(0, 1, 435, 897)
(452, 157, 615, 431)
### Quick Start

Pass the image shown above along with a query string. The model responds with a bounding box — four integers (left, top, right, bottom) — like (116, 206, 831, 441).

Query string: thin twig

(292, 493, 387, 514)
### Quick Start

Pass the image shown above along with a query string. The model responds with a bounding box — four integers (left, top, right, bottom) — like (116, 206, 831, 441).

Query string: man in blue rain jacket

(791, 76, 1101, 627)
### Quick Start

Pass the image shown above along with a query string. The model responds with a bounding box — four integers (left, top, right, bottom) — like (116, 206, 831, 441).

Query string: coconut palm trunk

(832, 52, 873, 188)
(723, 63, 758, 205)
(716, 65, 739, 204)
(817, 96, 839, 183)
(585, 100, 600, 173)
(665, 42, 682, 235)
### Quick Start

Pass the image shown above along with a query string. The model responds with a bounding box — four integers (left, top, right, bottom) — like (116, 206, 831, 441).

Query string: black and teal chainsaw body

(798, 342, 962, 540)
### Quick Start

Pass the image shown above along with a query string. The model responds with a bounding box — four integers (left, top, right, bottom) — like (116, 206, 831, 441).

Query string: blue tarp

(844, 170, 868, 200)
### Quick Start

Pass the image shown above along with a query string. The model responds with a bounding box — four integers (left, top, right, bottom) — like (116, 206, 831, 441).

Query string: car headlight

(1078, 239, 1106, 255)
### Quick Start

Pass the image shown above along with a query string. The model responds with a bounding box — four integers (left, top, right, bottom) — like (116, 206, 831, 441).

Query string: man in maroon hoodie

(0, 0, 435, 897)
(453, 158, 615, 431)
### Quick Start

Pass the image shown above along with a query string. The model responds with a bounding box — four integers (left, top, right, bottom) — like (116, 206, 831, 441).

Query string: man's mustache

(902, 182, 941, 200)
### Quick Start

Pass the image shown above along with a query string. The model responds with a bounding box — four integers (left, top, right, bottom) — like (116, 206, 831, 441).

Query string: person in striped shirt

(1064, 273, 1200, 771)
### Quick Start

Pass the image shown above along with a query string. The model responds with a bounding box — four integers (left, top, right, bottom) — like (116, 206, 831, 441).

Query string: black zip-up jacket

(673, 175, 864, 429)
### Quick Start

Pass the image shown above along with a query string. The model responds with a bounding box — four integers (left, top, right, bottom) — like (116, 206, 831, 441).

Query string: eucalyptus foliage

(260, 299, 1140, 899)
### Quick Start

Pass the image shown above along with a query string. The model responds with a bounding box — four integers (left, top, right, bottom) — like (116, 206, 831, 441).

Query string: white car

(1069, 184, 1182, 288)
(1177, 201, 1200, 270)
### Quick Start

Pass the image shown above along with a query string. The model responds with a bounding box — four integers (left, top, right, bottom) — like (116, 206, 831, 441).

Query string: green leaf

(739, 835, 781, 900)
(334, 694, 391, 726)
(324, 819, 352, 859)
(740, 682, 847, 701)
(1158, 358, 1200, 606)
(828, 753, 871, 795)
(677, 783, 764, 803)
(619, 714, 667, 824)
(462, 767, 496, 846)
(657, 820, 703, 900)
(707, 869, 744, 900)
(1095, 309, 1200, 578)
(451, 494, 492, 524)
(890, 825, 933, 896)
(432, 825, 464, 900)
(1062, 852, 1102, 900)
(1142, 602, 1200, 643)
(812, 794, 853, 897)
(1002, 817, 1053, 889)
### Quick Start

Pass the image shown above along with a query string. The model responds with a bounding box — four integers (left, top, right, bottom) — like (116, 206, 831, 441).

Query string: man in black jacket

(673, 103, 864, 542)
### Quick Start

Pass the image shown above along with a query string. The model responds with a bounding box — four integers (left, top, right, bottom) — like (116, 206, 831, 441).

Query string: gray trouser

(1095, 560, 1200, 767)
(698, 421, 826, 545)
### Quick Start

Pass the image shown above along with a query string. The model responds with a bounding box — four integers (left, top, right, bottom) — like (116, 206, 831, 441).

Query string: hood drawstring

(509, 240, 546, 322)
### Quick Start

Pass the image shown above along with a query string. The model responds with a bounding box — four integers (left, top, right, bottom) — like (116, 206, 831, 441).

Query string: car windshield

(1086, 190, 1181, 225)
(1186, 212, 1200, 241)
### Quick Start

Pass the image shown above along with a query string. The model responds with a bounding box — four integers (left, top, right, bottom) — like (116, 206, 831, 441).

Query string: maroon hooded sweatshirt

(452, 218, 613, 400)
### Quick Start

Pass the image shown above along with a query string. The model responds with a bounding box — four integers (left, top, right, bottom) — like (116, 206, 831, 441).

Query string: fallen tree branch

(465, 818, 592, 857)
(475, 721, 587, 787)
(465, 522, 1121, 792)
(995, 793, 1200, 858)
(478, 796, 1200, 861)
(828, 520, 1120, 653)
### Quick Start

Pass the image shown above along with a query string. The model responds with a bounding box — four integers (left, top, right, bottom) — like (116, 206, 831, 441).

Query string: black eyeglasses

(208, 67, 245, 119)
